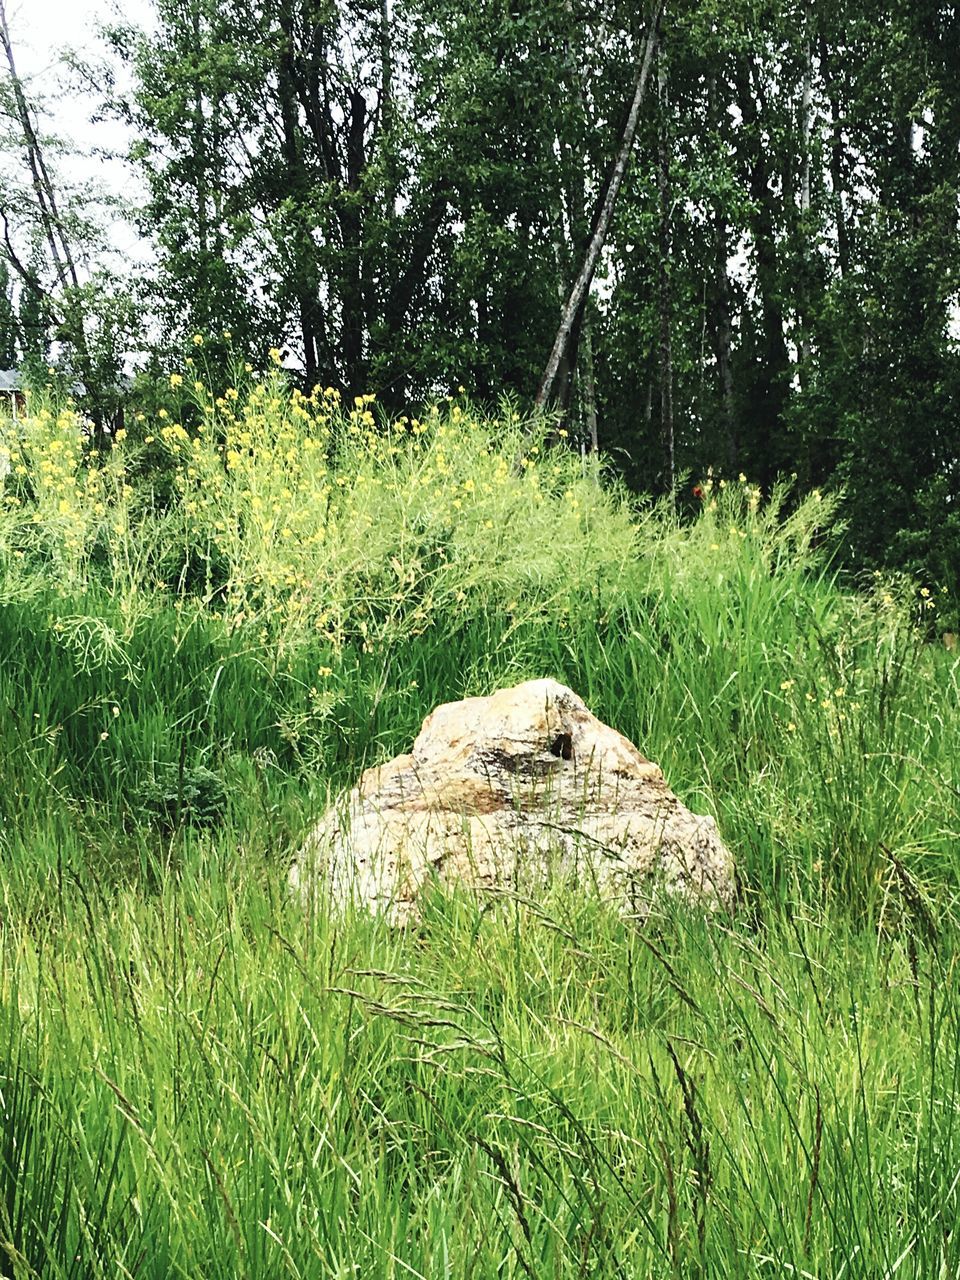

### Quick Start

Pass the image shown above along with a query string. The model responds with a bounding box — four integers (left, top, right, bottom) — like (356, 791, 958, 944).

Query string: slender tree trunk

(475, 289, 491, 401)
(706, 71, 737, 471)
(340, 89, 367, 398)
(278, 2, 320, 385)
(797, 28, 813, 382)
(289, 9, 339, 384)
(555, 0, 589, 430)
(557, 0, 602, 451)
(380, 0, 394, 154)
(189, 3, 209, 268)
(0, 0, 77, 290)
(734, 57, 790, 488)
(581, 318, 599, 454)
(377, 0, 397, 337)
(819, 29, 849, 277)
(657, 55, 674, 496)
(800, 44, 812, 219)
(534, 0, 663, 417)
(0, 0, 105, 436)
(714, 211, 737, 471)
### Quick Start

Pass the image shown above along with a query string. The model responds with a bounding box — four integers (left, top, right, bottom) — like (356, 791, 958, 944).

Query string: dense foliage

(0, 0, 958, 1268)
(1, 388, 959, 1275)
(1, 0, 956, 600)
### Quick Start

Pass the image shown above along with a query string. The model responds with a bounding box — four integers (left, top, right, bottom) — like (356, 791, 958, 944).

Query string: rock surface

(290, 678, 735, 923)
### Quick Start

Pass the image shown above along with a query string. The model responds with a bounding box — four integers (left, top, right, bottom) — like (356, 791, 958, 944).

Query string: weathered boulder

(290, 678, 735, 923)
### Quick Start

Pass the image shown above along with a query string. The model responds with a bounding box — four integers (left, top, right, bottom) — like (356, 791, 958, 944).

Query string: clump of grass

(1, 850, 960, 1278)
(132, 759, 228, 831)
(1, 371, 959, 1275)
(1, 376, 957, 905)
(152, 372, 639, 657)
(1, 392, 132, 589)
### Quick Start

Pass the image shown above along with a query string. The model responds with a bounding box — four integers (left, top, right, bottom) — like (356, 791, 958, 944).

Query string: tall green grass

(1, 384, 958, 1276)
(3, 852, 960, 1277)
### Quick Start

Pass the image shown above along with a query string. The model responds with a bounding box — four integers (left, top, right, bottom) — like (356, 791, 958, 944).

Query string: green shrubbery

(1, 381, 959, 1276)
(1, 376, 956, 903)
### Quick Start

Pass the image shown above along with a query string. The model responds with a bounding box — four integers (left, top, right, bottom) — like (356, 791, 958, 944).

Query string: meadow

(0, 369, 958, 1278)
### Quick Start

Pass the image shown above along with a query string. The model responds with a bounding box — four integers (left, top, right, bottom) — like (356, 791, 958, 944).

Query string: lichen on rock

(290, 678, 735, 923)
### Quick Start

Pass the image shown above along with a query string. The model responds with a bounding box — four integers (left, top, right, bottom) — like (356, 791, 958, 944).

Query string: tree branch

(534, 0, 663, 417)
(0, 204, 61, 316)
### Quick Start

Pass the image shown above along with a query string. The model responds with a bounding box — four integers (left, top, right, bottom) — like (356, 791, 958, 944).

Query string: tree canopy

(1, 0, 957, 596)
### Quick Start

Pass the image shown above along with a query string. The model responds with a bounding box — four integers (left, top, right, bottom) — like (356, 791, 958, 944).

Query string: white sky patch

(3, 0, 154, 268)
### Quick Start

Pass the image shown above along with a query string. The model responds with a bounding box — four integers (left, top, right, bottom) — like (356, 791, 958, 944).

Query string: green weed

(0, 386, 958, 1276)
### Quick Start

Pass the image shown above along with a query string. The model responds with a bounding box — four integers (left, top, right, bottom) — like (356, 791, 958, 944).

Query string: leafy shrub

(131, 760, 228, 831)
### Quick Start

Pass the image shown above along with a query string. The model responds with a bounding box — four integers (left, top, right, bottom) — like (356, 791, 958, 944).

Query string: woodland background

(3, 6, 960, 1275)
(1, 0, 959, 602)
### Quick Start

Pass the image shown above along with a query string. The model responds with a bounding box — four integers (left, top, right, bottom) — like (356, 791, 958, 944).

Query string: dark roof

(0, 370, 23, 393)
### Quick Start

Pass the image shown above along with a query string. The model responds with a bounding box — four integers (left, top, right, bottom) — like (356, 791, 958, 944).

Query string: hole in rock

(549, 732, 573, 761)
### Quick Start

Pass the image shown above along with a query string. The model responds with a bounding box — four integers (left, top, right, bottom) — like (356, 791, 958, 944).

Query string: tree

(789, 0, 960, 590)
(0, 0, 134, 434)
(535, 0, 662, 417)
(105, 0, 959, 606)
(0, 259, 15, 365)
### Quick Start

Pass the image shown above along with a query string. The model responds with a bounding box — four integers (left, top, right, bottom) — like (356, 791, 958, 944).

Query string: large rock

(290, 678, 735, 923)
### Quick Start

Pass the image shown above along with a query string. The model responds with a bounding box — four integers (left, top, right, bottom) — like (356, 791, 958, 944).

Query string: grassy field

(1, 379, 959, 1277)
